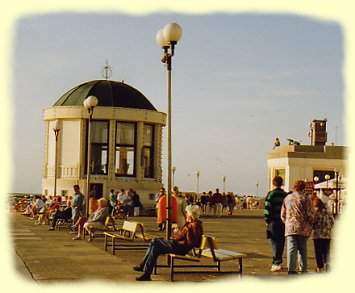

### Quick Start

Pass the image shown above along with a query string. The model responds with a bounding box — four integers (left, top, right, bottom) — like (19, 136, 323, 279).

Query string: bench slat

(168, 254, 200, 262)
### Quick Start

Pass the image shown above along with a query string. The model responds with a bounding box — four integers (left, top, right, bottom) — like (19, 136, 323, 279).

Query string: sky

(10, 12, 345, 196)
(1, 1, 355, 292)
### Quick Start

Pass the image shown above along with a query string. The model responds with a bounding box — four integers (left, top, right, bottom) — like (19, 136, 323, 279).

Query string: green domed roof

(54, 80, 156, 111)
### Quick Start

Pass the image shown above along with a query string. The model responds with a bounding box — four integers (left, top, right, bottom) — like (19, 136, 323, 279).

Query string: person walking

(108, 188, 117, 216)
(264, 176, 287, 272)
(131, 190, 142, 216)
(211, 189, 223, 217)
(281, 180, 315, 274)
(312, 197, 334, 272)
(156, 190, 178, 231)
(173, 186, 187, 228)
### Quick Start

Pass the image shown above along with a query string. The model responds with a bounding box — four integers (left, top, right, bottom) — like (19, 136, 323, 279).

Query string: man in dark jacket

(264, 176, 287, 272)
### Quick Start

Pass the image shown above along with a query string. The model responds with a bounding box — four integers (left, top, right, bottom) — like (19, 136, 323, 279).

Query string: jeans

(313, 239, 331, 269)
(71, 207, 81, 225)
(142, 238, 188, 275)
(286, 235, 308, 273)
(268, 219, 285, 265)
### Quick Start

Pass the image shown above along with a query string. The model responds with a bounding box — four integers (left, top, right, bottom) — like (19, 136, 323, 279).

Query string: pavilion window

(115, 122, 136, 177)
(86, 121, 109, 175)
(143, 124, 155, 178)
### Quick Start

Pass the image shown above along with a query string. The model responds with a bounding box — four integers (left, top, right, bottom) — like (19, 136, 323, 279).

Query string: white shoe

(270, 264, 282, 272)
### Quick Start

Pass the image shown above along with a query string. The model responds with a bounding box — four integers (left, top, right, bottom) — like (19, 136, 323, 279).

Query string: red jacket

(157, 195, 178, 224)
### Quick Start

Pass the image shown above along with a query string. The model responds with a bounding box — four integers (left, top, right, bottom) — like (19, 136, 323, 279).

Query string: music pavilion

(42, 79, 166, 206)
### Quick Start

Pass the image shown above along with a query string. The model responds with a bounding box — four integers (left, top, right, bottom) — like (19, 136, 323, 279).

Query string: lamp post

(83, 95, 98, 217)
(334, 168, 339, 215)
(156, 22, 183, 240)
(172, 166, 176, 188)
(325, 174, 330, 188)
(196, 170, 200, 201)
(222, 176, 227, 193)
(256, 181, 259, 197)
(53, 120, 60, 197)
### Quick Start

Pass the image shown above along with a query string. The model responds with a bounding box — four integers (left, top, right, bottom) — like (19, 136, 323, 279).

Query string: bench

(155, 235, 247, 281)
(55, 218, 73, 230)
(103, 221, 156, 255)
(83, 215, 117, 241)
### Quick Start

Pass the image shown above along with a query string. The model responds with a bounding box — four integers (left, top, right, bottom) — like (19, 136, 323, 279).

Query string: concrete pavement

(8, 209, 325, 284)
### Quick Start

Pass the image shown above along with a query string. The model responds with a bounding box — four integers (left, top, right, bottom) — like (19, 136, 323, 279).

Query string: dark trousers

(142, 238, 189, 275)
(313, 239, 331, 269)
(268, 219, 285, 265)
(51, 209, 72, 228)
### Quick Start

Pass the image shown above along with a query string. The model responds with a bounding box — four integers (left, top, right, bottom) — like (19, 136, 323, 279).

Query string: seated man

(48, 202, 72, 231)
(72, 198, 109, 240)
(133, 205, 203, 281)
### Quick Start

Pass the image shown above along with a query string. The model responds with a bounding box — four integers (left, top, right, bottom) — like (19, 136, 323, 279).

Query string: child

(312, 197, 335, 272)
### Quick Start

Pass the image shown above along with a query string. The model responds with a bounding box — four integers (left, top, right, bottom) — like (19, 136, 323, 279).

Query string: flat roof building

(267, 119, 347, 192)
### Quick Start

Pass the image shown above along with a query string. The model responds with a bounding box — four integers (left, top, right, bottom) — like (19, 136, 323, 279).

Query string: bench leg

(170, 255, 174, 282)
(104, 235, 107, 252)
(112, 238, 115, 255)
(239, 258, 243, 276)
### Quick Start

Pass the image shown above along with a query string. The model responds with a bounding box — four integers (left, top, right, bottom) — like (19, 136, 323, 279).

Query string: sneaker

(48, 227, 55, 231)
(72, 236, 82, 240)
(270, 264, 282, 272)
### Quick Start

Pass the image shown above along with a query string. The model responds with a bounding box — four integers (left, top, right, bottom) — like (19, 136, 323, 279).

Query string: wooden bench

(83, 215, 117, 241)
(155, 235, 247, 281)
(55, 218, 73, 230)
(103, 221, 156, 255)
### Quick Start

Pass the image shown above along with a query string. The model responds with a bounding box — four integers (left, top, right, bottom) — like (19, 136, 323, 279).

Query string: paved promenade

(9, 209, 326, 284)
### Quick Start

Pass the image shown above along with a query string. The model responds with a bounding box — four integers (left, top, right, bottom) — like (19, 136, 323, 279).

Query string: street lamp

(325, 174, 330, 188)
(83, 95, 98, 217)
(53, 120, 60, 197)
(334, 168, 339, 215)
(196, 170, 200, 201)
(222, 176, 227, 193)
(172, 166, 176, 188)
(256, 181, 259, 197)
(156, 22, 183, 240)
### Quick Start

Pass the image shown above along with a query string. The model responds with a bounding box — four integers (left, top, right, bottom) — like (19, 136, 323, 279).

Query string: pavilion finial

(102, 60, 113, 80)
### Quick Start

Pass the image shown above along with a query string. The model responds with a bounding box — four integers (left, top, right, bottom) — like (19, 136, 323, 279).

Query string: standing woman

(173, 186, 187, 228)
(312, 197, 334, 272)
(281, 180, 315, 274)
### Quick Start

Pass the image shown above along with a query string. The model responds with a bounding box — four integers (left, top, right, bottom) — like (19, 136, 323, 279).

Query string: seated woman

(36, 196, 62, 225)
(72, 198, 109, 240)
(133, 205, 203, 281)
(48, 201, 72, 231)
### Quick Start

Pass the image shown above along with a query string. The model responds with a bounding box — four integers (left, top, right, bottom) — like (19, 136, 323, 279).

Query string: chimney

(310, 119, 327, 146)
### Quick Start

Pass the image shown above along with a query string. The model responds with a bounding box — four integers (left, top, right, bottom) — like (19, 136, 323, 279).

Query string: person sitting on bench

(72, 198, 109, 240)
(48, 202, 72, 231)
(133, 204, 203, 281)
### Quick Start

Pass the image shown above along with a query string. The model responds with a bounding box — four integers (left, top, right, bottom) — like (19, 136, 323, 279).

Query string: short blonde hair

(97, 198, 107, 206)
(185, 205, 200, 220)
